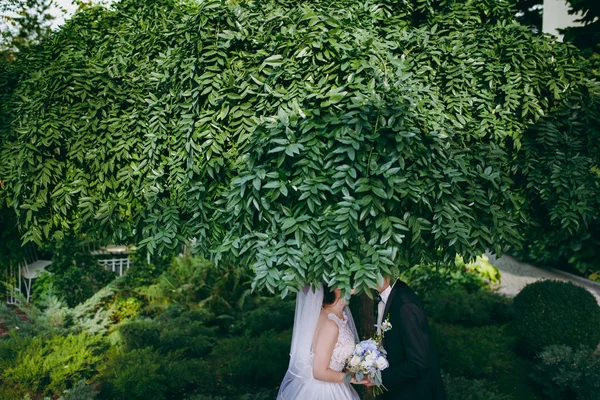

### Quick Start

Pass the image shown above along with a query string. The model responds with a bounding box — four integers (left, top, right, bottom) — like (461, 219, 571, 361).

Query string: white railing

(90, 244, 135, 277)
(97, 256, 132, 276)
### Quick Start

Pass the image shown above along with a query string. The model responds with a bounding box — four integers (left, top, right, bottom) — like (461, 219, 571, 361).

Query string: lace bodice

(327, 312, 356, 372)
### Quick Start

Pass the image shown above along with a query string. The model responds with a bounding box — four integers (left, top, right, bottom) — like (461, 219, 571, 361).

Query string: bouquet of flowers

(345, 317, 392, 395)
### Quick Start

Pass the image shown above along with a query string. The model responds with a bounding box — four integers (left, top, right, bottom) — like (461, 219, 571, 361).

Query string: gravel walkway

(486, 252, 600, 305)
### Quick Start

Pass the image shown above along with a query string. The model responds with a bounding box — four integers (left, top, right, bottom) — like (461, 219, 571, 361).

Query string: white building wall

(543, 0, 585, 41)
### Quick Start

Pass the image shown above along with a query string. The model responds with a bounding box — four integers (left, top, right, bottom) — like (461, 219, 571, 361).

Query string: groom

(372, 277, 446, 400)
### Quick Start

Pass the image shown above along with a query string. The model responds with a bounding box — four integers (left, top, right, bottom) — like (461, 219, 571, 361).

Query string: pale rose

(350, 355, 361, 367)
(364, 352, 376, 365)
(376, 357, 389, 370)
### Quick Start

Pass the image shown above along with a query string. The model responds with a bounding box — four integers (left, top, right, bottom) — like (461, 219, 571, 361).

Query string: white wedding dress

(277, 286, 360, 400)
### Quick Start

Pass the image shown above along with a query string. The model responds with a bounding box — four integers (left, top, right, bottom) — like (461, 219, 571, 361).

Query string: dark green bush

(443, 375, 513, 400)
(99, 347, 206, 400)
(119, 319, 160, 351)
(212, 330, 291, 393)
(531, 345, 600, 400)
(157, 314, 215, 357)
(185, 392, 274, 400)
(34, 238, 115, 307)
(235, 296, 295, 335)
(425, 286, 513, 327)
(119, 313, 215, 357)
(432, 323, 519, 379)
(123, 250, 175, 287)
(155, 307, 214, 325)
(513, 280, 600, 355)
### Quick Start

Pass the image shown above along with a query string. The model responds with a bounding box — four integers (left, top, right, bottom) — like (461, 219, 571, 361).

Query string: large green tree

(0, 0, 598, 295)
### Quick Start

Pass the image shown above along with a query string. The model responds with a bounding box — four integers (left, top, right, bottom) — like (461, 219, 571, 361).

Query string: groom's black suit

(378, 280, 446, 400)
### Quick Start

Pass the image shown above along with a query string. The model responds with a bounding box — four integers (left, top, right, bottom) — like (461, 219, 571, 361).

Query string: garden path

(487, 252, 600, 305)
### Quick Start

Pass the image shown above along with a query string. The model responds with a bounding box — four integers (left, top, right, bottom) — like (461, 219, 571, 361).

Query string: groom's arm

(381, 303, 430, 391)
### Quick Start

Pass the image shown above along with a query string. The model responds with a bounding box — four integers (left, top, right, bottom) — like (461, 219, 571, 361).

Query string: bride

(277, 284, 369, 400)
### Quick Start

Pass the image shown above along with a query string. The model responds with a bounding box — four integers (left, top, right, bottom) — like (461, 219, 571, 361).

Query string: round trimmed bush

(513, 280, 600, 355)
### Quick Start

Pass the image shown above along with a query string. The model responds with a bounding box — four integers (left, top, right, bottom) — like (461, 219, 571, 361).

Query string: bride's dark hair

(323, 285, 337, 306)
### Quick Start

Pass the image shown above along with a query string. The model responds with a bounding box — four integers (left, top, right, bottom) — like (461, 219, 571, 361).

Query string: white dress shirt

(377, 280, 396, 335)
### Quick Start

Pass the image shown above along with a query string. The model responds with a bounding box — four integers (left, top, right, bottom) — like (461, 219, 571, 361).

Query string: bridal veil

(277, 284, 359, 400)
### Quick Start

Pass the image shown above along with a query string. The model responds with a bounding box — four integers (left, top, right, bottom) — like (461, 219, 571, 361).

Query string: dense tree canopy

(0, 0, 598, 294)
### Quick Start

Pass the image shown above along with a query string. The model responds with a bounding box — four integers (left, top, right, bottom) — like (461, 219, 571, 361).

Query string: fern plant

(0, 282, 116, 338)
(136, 256, 252, 315)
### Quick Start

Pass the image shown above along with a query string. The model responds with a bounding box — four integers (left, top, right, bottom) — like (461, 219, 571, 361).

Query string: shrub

(99, 347, 206, 400)
(109, 296, 143, 324)
(443, 375, 513, 400)
(34, 238, 115, 307)
(185, 393, 273, 400)
(513, 280, 600, 355)
(158, 315, 215, 357)
(432, 323, 519, 379)
(154, 306, 215, 327)
(235, 296, 295, 335)
(212, 330, 291, 393)
(425, 286, 513, 327)
(119, 313, 215, 357)
(123, 250, 174, 287)
(118, 319, 160, 351)
(531, 345, 600, 400)
(0, 333, 105, 396)
(60, 380, 98, 400)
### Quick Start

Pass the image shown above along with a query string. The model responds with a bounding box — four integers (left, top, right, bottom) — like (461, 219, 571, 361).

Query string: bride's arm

(312, 319, 348, 383)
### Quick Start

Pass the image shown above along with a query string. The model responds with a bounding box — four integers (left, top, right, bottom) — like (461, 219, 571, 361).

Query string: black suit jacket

(378, 281, 446, 400)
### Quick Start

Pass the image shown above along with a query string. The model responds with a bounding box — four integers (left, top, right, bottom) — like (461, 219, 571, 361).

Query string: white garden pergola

(5, 243, 134, 304)
(6, 244, 52, 304)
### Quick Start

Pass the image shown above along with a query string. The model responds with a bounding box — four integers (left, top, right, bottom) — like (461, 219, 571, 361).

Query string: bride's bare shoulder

(316, 311, 339, 332)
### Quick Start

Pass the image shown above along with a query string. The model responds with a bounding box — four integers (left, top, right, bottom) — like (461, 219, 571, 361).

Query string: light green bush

(1, 333, 104, 396)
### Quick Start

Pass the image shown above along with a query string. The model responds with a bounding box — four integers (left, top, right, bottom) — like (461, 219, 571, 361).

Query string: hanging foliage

(0, 0, 598, 294)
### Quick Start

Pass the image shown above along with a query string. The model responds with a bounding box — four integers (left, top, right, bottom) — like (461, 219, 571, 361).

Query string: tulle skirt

(278, 374, 360, 400)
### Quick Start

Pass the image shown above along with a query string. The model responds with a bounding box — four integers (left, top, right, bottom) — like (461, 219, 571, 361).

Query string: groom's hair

(323, 286, 336, 305)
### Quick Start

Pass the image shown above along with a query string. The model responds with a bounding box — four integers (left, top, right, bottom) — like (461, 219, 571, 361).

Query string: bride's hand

(350, 376, 370, 385)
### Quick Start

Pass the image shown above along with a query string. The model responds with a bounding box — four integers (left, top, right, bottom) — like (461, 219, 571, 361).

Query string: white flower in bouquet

(376, 356, 389, 370)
